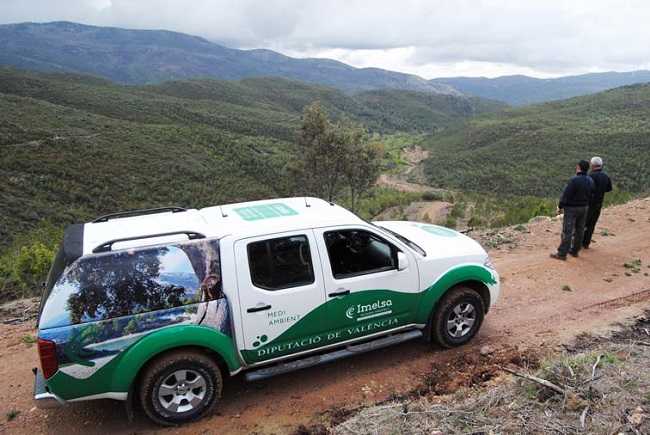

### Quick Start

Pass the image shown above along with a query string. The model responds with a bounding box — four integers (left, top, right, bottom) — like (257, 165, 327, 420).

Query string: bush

(444, 215, 457, 229)
(351, 188, 422, 220)
(0, 223, 62, 302)
(603, 187, 634, 207)
(12, 243, 55, 289)
(447, 192, 558, 229)
(421, 191, 444, 201)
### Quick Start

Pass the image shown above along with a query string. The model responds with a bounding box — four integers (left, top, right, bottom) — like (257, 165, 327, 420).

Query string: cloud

(1, 0, 650, 78)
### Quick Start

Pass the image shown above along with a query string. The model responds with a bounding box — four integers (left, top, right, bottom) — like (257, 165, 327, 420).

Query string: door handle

(247, 303, 272, 313)
(328, 288, 350, 297)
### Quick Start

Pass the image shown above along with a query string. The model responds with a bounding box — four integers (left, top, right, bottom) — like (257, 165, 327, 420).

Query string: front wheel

(139, 350, 222, 426)
(432, 287, 485, 348)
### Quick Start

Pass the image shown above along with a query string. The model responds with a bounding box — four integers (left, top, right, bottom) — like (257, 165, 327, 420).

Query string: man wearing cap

(551, 160, 595, 260)
(583, 156, 613, 249)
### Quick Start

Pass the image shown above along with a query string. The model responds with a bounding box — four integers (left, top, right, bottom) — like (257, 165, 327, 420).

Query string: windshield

(370, 223, 426, 257)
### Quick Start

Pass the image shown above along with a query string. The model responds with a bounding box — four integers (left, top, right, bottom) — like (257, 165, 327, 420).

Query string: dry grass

(332, 315, 650, 435)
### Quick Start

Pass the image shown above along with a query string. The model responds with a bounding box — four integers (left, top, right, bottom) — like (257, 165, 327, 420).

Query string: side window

(247, 235, 315, 291)
(39, 240, 221, 329)
(324, 229, 397, 279)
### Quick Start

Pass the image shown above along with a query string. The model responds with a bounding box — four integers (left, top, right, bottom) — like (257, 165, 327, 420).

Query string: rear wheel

(139, 350, 222, 426)
(432, 287, 485, 348)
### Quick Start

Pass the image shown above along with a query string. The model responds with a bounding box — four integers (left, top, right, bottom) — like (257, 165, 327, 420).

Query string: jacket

(589, 169, 613, 205)
(559, 172, 594, 209)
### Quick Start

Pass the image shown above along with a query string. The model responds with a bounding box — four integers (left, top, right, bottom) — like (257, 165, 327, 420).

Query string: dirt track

(376, 145, 433, 193)
(1, 198, 649, 434)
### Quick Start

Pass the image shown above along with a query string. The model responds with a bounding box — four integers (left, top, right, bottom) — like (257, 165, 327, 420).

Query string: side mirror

(397, 252, 409, 271)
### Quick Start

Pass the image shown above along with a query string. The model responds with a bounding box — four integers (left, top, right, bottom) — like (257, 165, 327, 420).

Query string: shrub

(13, 243, 56, 289)
(444, 215, 457, 228)
(351, 188, 422, 220)
(421, 191, 443, 201)
(0, 223, 62, 302)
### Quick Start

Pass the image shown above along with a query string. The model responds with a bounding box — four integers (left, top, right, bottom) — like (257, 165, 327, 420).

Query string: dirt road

(1, 198, 649, 434)
(376, 145, 434, 193)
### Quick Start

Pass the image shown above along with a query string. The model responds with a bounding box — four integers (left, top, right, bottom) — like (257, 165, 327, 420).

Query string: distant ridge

(3, 22, 650, 106)
(0, 21, 458, 95)
(431, 71, 650, 105)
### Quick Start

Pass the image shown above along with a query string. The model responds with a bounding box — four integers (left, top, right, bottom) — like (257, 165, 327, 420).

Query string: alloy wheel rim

(157, 369, 207, 413)
(446, 302, 476, 338)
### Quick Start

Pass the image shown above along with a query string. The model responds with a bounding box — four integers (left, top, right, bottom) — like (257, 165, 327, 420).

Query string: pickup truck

(34, 197, 499, 425)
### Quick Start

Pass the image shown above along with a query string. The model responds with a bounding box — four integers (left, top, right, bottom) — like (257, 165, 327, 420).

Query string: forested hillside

(0, 21, 456, 95)
(0, 68, 502, 250)
(421, 84, 650, 198)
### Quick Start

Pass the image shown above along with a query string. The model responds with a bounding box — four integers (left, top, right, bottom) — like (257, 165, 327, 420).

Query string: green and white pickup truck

(34, 197, 499, 425)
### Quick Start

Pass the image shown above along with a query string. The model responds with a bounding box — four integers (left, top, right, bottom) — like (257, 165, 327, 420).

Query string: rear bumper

(33, 368, 66, 409)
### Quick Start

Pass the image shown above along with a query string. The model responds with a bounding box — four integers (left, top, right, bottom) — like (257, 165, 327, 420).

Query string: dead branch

(635, 341, 650, 347)
(579, 375, 603, 386)
(2, 318, 22, 325)
(580, 406, 589, 429)
(591, 354, 603, 379)
(500, 366, 566, 395)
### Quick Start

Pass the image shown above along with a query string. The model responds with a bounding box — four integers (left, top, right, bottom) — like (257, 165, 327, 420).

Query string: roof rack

(92, 206, 187, 223)
(92, 231, 206, 253)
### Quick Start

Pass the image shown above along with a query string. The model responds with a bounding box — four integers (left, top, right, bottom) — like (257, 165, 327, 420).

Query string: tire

(139, 350, 222, 426)
(431, 286, 485, 348)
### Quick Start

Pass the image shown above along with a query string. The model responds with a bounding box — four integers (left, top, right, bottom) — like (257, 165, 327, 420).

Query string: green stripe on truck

(47, 325, 240, 400)
(241, 264, 496, 363)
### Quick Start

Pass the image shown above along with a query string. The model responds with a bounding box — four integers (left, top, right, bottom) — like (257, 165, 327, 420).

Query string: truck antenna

(219, 206, 228, 218)
(304, 197, 311, 208)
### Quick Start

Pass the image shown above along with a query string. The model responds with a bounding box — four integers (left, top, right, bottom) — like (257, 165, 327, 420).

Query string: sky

(1, 0, 650, 79)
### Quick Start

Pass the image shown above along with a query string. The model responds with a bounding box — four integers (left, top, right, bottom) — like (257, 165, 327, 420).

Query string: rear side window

(247, 235, 314, 290)
(38, 244, 66, 323)
(39, 239, 221, 329)
(324, 230, 397, 279)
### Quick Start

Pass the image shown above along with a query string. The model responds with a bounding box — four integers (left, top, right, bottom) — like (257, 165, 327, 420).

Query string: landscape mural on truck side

(38, 239, 231, 379)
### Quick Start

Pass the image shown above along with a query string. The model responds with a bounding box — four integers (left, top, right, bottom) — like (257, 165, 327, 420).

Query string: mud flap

(422, 304, 437, 343)
(124, 385, 136, 423)
(422, 317, 433, 343)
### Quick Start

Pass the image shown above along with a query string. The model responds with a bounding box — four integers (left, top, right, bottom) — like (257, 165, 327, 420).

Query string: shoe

(550, 253, 567, 261)
(569, 251, 579, 258)
(583, 245, 590, 250)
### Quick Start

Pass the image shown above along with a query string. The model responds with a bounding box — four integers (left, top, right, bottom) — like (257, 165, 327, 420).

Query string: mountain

(0, 67, 504, 247)
(421, 83, 650, 197)
(431, 71, 650, 106)
(7, 22, 647, 106)
(0, 21, 457, 95)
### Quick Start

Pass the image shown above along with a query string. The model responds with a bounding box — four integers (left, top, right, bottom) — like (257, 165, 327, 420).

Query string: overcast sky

(2, 0, 650, 78)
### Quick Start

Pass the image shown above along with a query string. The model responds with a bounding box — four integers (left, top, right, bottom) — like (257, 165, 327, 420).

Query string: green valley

(0, 68, 501, 299)
(421, 84, 650, 199)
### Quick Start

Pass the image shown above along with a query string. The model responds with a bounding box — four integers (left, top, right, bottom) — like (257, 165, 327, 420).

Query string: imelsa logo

(346, 299, 393, 321)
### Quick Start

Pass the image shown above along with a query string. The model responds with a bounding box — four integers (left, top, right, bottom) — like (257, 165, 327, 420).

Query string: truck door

(235, 230, 328, 364)
(313, 226, 420, 343)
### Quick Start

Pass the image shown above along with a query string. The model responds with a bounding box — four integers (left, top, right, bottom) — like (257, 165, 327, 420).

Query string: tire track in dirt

(577, 288, 650, 311)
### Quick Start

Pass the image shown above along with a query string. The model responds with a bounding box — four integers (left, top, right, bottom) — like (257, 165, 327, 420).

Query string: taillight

(37, 338, 58, 379)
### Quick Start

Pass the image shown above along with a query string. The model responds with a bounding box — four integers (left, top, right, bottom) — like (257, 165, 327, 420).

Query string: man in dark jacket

(551, 160, 594, 260)
(583, 156, 613, 249)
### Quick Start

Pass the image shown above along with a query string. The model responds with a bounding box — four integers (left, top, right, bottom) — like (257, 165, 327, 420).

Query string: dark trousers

(583, 201, 603, 248)
(557, 206, 588, 256)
